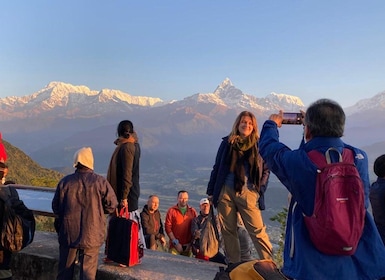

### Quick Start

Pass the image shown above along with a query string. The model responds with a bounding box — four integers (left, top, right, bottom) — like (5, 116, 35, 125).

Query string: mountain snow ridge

(344, 90, 385, 115)
(180, 78, 304, 112)
(1, 79, 384, 120)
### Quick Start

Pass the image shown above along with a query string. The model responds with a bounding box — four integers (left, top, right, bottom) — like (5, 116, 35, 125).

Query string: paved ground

(13, 231, 226, 280)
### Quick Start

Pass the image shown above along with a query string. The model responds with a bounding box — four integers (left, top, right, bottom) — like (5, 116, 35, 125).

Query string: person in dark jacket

(105, 120, 145, 262)
(206, 111, 273, 264)
(191, 198, 227, 264)
(0, 162, 12, 280)
(52, 147, 118, 280)
(370, 154, 385, 245)
(260, 99, 385, 280)
(140, 195, 166, 250)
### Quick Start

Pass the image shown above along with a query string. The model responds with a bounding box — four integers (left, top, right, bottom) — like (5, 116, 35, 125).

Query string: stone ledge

(12, 231, 225, 280)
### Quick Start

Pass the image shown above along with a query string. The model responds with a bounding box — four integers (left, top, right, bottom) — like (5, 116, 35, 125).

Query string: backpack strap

(324, 147, 342, 164)
(341, 148, 355, 165)
(307, 150, 327, 169)
(209, 205, 220, 240)
(308, 147, 354, 168)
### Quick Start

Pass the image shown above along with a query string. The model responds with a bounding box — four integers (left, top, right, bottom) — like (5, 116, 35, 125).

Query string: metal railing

(10, 184, 56, 217)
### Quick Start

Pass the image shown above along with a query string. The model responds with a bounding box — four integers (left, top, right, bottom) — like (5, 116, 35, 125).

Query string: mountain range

(1, 78, 385, 180)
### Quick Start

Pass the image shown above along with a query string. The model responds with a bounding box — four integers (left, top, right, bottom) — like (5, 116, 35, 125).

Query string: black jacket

(140, 205, 164, 239)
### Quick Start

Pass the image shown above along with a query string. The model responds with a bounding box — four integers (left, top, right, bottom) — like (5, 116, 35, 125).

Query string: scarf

(228, 135, 260, 193)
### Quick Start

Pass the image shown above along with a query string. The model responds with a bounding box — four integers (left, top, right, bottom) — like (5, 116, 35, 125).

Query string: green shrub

(270, 207, 288, 268)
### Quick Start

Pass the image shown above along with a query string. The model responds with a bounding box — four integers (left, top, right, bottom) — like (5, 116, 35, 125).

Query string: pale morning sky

(0, 1, 384, 107)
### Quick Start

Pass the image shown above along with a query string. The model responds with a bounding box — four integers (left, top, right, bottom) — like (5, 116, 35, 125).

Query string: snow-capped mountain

(0, 81, 164, 121)
(179, 78, 304, 112)
(0, 78, 306, 129)
(344, 90, 385, 115)
(1, 78, 384, 173)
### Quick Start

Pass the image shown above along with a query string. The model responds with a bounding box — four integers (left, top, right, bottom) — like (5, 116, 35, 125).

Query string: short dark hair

(374, 154, 385, 178)
(305, 99, 345, 137)
(117, 120, 134, 138)
(178, 190, 188, 196)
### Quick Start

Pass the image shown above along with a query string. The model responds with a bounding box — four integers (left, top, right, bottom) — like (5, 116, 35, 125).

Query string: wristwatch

(172, 239, 179, 246)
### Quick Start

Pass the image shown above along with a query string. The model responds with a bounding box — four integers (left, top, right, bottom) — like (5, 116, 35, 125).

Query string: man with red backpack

(259, 99, 385, 280)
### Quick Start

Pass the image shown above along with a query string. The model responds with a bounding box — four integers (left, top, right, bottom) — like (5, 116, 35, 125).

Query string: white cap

(73, 147, 94, 170)
(200, 198, 209, 205)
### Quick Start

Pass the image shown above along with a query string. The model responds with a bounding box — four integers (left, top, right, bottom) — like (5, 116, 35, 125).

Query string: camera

(282, 112, 304, 125)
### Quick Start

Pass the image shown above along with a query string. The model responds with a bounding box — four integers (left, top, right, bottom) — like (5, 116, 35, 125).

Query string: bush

(270, 207, 288, 268)
(35, 215, 56, 232)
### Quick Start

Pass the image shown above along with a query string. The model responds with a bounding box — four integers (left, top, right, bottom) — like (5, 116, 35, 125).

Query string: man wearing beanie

(52, 147, 118, 280)
(370, 154, 385, 245)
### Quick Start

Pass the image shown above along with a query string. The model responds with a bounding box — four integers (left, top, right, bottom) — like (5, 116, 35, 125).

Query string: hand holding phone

(282, 112, 304, 125)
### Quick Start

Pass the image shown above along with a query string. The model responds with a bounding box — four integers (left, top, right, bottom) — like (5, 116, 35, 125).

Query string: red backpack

(305, 147, 365, 256)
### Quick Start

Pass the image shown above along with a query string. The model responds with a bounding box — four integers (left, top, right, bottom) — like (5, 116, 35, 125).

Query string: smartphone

(282, 112, 303, 125)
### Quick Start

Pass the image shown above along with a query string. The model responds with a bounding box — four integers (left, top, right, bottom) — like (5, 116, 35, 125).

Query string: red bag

(305, 148, 365, 255)
(106, 207, 143, 266)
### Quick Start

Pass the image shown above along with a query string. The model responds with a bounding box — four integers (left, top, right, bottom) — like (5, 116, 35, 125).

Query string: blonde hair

(229, 111, 259, 141)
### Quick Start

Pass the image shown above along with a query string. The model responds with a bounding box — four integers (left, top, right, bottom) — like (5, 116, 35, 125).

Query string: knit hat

(200, 198, 209, 205)
(73, 147, 94, 170)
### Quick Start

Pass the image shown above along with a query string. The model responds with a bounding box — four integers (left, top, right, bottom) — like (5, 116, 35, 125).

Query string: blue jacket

(206, 136, 269, 209)
(259, 120, 385, 280)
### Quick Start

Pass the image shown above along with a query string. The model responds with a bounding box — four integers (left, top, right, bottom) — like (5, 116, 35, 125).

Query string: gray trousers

(57, 245, 99, 280)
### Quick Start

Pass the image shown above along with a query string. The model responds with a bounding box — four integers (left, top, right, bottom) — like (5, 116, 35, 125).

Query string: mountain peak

(213, 78, 236, 96)
(42, 81, 94, 96)
(266, 92, 305, 108)
(220, 77, 233, 88)
(344, 90, 385, 115)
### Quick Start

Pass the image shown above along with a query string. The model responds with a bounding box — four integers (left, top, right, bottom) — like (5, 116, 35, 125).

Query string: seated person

(140, 195, 166, 250)
(191, 198, 227, 265)
(165, 190, 197, 257)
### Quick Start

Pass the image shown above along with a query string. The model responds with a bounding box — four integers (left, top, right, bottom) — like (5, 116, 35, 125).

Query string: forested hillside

(3, 139, 63, 187)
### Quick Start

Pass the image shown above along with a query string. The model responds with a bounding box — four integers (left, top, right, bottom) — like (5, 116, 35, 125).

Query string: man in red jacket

(165, 190, 197, 257)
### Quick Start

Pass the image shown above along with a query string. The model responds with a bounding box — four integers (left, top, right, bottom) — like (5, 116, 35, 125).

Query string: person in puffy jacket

(52, 147, 118, 280)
